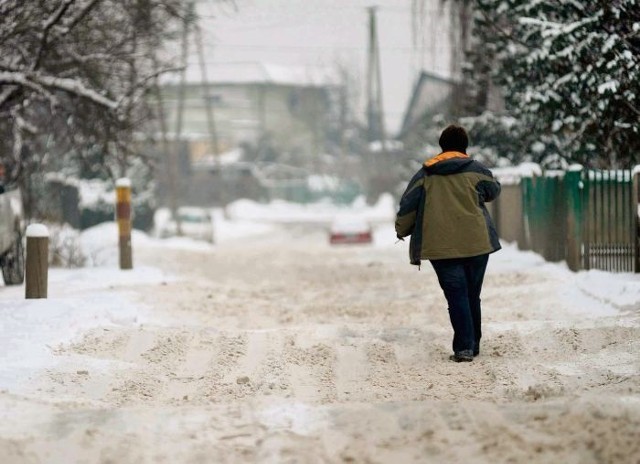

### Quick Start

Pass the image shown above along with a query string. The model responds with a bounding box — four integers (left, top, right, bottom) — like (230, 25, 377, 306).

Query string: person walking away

(395, 125, 501, 362)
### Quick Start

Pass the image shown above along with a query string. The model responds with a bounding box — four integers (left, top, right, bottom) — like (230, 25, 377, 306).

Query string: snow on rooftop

(161, 62, 339, 88)
(78, 179, 113, 208)
(193, 148, 244, 168)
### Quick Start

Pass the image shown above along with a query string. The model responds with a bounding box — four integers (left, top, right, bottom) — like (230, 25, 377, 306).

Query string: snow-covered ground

(1, 197, 639, 462)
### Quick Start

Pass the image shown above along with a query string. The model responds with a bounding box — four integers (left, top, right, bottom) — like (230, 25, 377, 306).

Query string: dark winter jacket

(395, 151, 501, 265)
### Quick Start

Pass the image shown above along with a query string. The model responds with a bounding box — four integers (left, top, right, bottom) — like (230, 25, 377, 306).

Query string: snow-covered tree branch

(0, 71, 118, 109)
(0, 0, 185, 188)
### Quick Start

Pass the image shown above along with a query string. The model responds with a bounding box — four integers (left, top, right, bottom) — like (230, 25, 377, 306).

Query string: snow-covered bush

(46, 224, 86, 268)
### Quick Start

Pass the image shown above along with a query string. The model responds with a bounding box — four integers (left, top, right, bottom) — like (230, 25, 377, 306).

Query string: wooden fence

(488, 167, 638, 273)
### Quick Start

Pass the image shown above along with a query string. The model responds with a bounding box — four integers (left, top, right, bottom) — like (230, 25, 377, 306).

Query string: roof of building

(398, 70, 458, 138)
(161, 61, 339, 88)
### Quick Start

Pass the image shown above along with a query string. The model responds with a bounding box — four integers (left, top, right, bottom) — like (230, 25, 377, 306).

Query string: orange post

(116, 178, 133, 270)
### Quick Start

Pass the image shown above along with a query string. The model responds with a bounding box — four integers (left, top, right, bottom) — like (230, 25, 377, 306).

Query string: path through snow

(0, 223, 639, 463)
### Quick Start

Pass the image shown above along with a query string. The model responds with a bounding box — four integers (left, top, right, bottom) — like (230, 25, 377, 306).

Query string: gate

(579, 170, 636, 272)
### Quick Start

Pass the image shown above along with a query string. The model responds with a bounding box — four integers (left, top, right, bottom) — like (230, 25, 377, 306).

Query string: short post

(116, 178, 133, 270)
(25, 224, 49, 299)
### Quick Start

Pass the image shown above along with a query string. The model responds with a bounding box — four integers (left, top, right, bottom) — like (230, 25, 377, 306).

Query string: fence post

(521, 176, 532, 251)
(633, 166, 640, 273)
(565, 166, 584, 272)
(25, 224, 49, 299)
(116, 178, 133, 270)
(519, 163, 542, 252)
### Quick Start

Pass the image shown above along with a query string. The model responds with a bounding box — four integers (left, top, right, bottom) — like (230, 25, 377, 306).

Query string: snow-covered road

(1, 218, 639, 463)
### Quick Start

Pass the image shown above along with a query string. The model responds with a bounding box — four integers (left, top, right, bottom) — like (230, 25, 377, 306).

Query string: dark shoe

(449, 350, 474, 362)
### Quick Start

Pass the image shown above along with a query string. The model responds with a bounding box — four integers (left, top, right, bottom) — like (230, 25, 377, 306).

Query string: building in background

(153, 61, 344, 205)
(159, 61, 339, 164)
(396, 70, 458, 152)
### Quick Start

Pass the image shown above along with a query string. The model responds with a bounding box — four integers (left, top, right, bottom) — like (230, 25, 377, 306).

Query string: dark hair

(439, 124, 469, 153)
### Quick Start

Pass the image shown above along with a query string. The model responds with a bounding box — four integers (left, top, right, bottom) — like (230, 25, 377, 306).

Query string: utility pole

(194, 22, 220, 164)
(175, 3, 192, 143)
(194, 12, 224, 215)
(152, 69, 175, 226)
(366, 6, 387, 155)
(171, 1, 197, 235)
(339, 66, 349, 159)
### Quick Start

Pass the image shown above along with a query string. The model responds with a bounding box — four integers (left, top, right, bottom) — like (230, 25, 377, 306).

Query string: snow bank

(0, 221, 175, 391)
(80, 222, 153, 267)
(0, 293, 145, 390)
(77, 179, 114, 209)
(0, 259, 174, 392)
(574, 270, 640, 311)
(211, 209, 277, 244)
(489, 242, 640, 316)
(492, 162, 543, 185)
(226, 194, 395, 224)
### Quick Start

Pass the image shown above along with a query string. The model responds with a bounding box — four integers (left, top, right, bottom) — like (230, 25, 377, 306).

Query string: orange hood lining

(424, 151, 469, 167)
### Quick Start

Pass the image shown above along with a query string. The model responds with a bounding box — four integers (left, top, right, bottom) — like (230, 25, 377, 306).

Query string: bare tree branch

(0, 85, 18, 108)
(117, 65, 185, 108)
(624, 99, 640, 117)
(33, 0, 77, 69)
(42, 0, 75, 31)
(58, 0, 102, 36)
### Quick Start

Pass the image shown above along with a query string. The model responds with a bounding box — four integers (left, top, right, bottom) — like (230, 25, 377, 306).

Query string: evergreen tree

(464, 0, 640, 168)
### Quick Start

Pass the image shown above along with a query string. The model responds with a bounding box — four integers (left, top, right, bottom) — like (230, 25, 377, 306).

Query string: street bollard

(116, 178, 133, 270)
(25, 224, 49, 299)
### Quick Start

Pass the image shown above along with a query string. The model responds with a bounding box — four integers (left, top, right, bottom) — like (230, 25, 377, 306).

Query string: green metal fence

(521, 173, 567, 263)
(580, 170, 635, 272)
(519, 168, 637, 273)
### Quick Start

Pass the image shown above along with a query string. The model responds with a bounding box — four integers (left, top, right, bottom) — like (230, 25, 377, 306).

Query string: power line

(196, 5, 450, 31)
(196, 4, 445, 19)
(197, 43, 449, 51)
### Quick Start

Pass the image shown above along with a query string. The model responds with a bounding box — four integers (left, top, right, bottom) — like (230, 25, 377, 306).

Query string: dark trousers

(430, 254, 489, 355)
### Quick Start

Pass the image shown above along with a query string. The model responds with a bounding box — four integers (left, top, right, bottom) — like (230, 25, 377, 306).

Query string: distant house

(397, 68, 506, 153)
(396, 71, 459, 151)
(152, 62, 341, 205)
(158, 61, 339, 163)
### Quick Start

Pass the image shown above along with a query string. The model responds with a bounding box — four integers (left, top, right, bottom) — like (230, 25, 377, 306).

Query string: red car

(329, 217, 373, 245)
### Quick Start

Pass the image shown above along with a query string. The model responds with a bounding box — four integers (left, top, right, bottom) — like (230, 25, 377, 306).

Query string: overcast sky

(195, 0, 454, 134)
